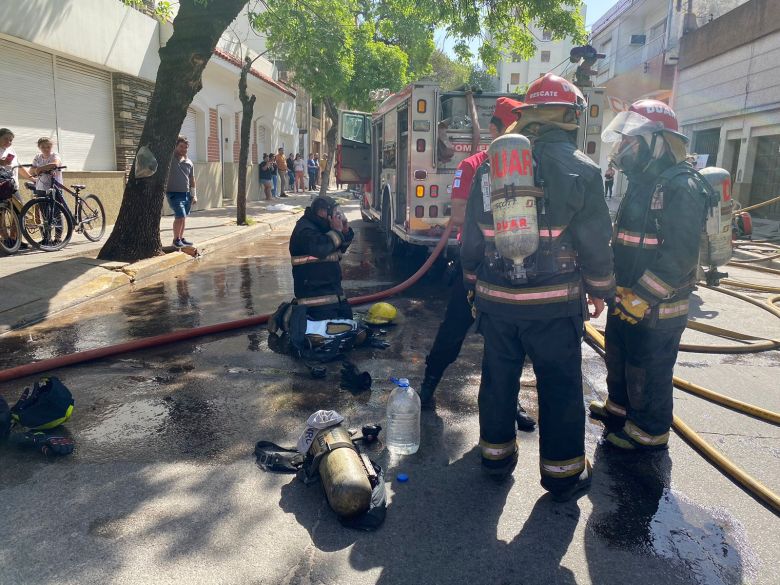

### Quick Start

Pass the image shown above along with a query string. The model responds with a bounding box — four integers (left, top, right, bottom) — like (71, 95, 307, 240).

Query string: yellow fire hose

(734, 194, 780, 215)
(584, 323, 780, 513)
(701, 283, 780, 319)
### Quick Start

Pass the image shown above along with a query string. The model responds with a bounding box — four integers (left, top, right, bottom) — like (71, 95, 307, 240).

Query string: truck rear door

(337, 110, 372, 184)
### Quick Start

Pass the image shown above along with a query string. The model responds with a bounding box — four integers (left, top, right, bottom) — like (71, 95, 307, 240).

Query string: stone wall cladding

(208, 108, 220, 162)
(113, 72, 155, 175)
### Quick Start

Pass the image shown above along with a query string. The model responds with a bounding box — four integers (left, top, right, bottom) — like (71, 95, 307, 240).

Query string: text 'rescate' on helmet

(364, 302, 398, 325)
(602, 99, 689, 145)
(512, 73, 586, 112)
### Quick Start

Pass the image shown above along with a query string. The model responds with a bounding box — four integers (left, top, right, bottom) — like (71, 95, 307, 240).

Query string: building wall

(0, 0, 160, 81)
(676, 2, 780, 210)
(60, 171, 126, 225)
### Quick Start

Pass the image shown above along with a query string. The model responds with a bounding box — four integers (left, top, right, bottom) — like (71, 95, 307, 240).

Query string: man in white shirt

(0, 128, 34, 208)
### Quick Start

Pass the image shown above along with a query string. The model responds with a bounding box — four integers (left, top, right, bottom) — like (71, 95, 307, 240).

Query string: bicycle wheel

(0, 203, 22, 254)
(79, 194, 106, 242)
(20, 197, 73, 251)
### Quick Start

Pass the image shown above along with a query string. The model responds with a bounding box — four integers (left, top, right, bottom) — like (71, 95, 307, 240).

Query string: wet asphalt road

(0, 200, 778, 585)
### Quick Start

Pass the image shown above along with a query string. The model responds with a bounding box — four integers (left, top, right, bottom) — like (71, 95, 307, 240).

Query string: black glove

(10, 431, 74, 456)
(340, 361, 372, 394)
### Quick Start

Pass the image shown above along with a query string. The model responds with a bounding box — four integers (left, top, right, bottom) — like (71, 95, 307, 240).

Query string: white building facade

(675, 0, 780, 217)
(0, 0, 297, 220)
(496, 11, 585, 94)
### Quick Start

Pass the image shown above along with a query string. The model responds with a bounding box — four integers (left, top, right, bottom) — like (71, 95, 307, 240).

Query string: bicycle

(0, 197, 22, 255)
(20, 166, 106, 251)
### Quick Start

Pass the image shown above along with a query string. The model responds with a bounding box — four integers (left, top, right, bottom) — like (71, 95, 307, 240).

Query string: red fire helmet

(513, 73, 586, 111)
(603, 99, 689, 144)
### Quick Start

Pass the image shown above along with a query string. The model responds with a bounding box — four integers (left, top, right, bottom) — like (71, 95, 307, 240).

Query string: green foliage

(468, 66, 498, 92)
(122, 0, 176, 20)
(259, 0, 584, 110)
(423, 50, 470, 91)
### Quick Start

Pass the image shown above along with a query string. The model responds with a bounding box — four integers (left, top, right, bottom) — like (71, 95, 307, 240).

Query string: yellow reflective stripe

(605, 399, 626, 417)
(658, 299, 689, 319)
(478, 223, 495, 239)
(539, 226, 566, 238)
(540, 455, 585, 478)
(615, 230, 659, 247)
(479, 438, 517, 461)
(296, 294, 341, 307)
(584, 274, 615, 289)
(638, 270, 674, 297)
(463, 270, 477, 283)
(291, 253, 341, 266)
(476, 281, 580, 305)
(625, 420, 669, 446)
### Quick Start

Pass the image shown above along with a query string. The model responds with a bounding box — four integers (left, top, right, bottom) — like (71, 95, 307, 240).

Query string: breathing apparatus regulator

(602, 99, 733, 284)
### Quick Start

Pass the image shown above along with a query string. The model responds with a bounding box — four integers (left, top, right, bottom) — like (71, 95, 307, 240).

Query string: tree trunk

(99, 0, 246, 262)
(320, 98, 339, 197)
(237, 56, 256, 226)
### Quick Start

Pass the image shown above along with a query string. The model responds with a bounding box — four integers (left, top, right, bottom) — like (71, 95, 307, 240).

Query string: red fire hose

(0, 222, 454, 383)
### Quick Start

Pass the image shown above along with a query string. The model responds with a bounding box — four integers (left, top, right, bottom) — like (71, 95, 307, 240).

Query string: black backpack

(11, 377, 74, 430)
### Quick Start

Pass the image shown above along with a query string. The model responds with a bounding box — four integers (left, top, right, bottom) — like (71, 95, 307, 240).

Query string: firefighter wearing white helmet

(460, 73, 615, 501)
(589, 99, 708, 451)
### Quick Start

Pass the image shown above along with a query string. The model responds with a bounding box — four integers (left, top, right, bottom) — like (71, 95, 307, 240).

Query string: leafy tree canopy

(258, 0, 585, 111)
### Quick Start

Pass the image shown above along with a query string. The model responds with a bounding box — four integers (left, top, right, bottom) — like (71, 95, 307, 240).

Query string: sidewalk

(0, 192, 331, 333)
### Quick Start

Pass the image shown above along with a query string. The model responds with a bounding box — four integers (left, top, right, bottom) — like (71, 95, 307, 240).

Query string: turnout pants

(477, 312, 585, 490)
(425, 263, 474, 379)
(604, 312, 685, 446)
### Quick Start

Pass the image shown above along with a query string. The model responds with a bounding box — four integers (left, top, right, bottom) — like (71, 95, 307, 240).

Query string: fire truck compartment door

(337, 110, 372, 184)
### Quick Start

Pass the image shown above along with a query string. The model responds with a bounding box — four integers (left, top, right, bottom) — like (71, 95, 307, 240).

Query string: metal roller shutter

(180, 108, 199, 162)
(54, 57, 115, 171)
(0, 39, 57, 165)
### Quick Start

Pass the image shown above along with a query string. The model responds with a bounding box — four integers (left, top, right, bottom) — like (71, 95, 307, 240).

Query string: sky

(434, 0, 618, 58)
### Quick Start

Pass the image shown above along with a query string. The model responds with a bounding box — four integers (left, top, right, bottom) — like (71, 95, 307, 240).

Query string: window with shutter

(0, 40, 57, 165)
(54, 57, 115, 171)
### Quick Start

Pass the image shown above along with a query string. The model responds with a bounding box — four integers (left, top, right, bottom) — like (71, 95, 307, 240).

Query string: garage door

(54, 57, 116, 171)
(180, 108, 199, 162)
(0, 40, 57, 165)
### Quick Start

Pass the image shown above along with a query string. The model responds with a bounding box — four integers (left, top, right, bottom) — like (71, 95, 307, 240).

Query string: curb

(1, 209, 303, 334)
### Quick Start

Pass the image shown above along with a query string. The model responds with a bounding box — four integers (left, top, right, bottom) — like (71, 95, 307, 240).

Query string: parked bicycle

(19, 166, 106, 251)
(0, 196, 22, 255)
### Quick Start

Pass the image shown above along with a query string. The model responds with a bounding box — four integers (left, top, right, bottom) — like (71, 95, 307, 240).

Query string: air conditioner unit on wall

(630, 35, 646, 45)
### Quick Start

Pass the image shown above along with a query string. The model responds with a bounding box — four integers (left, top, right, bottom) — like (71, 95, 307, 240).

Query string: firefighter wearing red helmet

(419, 97, 537, 432)
(461, 73, 615, 501)
(589, 99, 708, 451)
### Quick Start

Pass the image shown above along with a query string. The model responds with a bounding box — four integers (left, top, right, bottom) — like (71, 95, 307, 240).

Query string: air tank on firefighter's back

(488, 133, 543, 284)
(698, 167, 733, 268)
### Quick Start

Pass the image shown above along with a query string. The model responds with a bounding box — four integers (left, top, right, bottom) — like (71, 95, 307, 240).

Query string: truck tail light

(430, 185, 439, 198)
(415, 185, 424, 198)
(415, 205, 424, 218)
(416, 139, 426, 152)
(417, 99, 427, 113)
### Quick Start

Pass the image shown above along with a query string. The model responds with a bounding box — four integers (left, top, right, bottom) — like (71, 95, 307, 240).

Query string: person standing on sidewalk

(461, 74, 615, 499)
(259, 153, 274, 201)
(275, 147, 288, 197)
(307, 153, 319, 191)
(418, 97, 535, 430)
(293, 154, 306, 193)
(604, 165, 615, 199)
(286, 153, 295, 190)
(166, 136, 197, 247)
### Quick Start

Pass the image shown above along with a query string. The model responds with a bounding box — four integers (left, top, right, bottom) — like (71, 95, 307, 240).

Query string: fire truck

(336, 82, 515, 254)
(336, 81, 605, 254)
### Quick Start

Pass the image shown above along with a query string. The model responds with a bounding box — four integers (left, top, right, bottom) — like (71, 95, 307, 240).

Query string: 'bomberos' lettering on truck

(336, 81, 517, 252)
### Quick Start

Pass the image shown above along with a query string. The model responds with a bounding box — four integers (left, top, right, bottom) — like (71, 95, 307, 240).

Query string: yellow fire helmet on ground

(365, 302, 398, 325)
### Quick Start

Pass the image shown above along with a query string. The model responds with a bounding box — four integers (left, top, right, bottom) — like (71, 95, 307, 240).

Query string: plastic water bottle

(386, 378, 421, 454)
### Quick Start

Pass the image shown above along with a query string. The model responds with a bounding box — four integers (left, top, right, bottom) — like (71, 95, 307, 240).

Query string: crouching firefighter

(590, 100, 708, 451)
(268, 196, 360, 364)
(461, 73, 615, 501)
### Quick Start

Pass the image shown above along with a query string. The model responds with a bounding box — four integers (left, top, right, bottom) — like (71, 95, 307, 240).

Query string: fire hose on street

(0, 219, 778, 512)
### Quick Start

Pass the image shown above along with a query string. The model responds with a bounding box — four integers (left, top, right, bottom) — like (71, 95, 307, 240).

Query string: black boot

(516, 404, 536, 432)
(418, 372, 441, 406)
(548, 460, 592, 503)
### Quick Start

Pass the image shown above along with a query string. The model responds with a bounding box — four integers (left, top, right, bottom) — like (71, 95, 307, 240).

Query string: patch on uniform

(481, 173, 491, 212)
(455, 169, 463, 178)
(651, 185, 664, 210)
(453, 179, 461, 188)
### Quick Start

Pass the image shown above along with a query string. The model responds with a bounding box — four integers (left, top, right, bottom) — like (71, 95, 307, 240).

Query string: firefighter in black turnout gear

(289, 196, 354, 320)
(590, 100, 707, 451)
(419, 97, 536, 433)
(461, 74, 615, 501)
